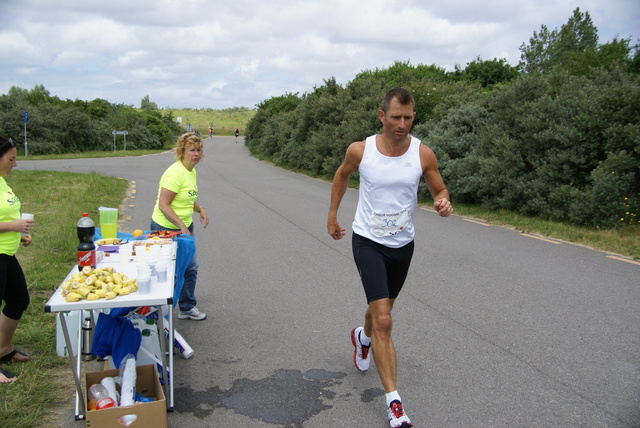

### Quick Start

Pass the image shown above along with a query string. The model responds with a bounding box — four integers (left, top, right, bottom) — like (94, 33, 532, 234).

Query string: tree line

(245, 8, 639, 229)
(0, 90, 182, 154)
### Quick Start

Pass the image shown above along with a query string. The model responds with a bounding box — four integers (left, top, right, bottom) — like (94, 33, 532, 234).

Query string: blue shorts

(351, 233, 414, 303)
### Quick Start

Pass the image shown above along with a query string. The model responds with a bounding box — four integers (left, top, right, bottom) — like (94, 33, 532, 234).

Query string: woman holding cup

(0, 134, 34, 384)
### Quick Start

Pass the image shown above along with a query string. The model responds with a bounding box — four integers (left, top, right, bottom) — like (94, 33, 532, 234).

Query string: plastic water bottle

(88, 383, 117, 410)
(77, 213, 96, 270)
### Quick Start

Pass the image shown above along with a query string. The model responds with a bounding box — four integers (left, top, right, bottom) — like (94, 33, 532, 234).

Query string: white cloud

(0, 0, 637, 109)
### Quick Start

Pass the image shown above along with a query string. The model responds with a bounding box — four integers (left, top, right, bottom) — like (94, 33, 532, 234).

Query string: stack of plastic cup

(156, 263, 168, 283)
(137, 264, 151, 294)
(119, 244, 132, 264)
(160, 244, 172, 258)
(158, 252, 171, 267)
(135, 246, 146, 264)
(149, 245, 160, 262)
(147, 260, 157, 278)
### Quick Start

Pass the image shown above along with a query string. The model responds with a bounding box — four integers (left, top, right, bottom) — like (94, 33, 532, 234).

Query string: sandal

(0, 349, 30, 363)
(0, 366, 17, 384)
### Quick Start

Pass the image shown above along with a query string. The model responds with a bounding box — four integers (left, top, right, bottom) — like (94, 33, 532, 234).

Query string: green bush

(0, 86, 180, 153)
(417, 67, 640, 228)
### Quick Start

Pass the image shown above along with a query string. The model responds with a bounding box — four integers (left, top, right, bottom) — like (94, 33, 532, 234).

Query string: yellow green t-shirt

(0, 177, 22, 256)
(152, 161, 198, 229)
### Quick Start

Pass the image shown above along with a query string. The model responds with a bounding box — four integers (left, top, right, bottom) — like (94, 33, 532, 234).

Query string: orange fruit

(132, 229, 144, 237)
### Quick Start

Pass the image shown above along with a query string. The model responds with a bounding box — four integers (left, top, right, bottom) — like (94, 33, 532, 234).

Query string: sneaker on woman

(387, 400, 413, 427)
(178, 307, 207, 320)
(350, 327, 371, 372)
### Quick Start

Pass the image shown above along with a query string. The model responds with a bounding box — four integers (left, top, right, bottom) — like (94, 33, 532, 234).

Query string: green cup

(99, 207, 118, 238)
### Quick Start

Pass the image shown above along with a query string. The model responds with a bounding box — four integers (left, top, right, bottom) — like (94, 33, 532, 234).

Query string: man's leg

(364, 297, 396, 392)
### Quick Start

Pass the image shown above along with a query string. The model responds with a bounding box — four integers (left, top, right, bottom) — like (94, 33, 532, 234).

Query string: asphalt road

(25, 137, 639, 427)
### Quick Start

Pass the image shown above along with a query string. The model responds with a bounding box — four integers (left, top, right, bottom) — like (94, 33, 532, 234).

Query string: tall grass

(0, 170, 128, 427)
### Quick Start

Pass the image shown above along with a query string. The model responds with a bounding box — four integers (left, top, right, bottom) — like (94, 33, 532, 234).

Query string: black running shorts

(351, 233, 415, 303)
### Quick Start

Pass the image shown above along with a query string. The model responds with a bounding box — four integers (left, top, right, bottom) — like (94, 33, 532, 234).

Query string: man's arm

(420, 144, 453, 217)
(327, 141, 364, 240)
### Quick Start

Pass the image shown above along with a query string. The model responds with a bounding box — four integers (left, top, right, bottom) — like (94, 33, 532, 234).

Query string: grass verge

(450, 203, 639, 259)
(16, 148, 169, 161)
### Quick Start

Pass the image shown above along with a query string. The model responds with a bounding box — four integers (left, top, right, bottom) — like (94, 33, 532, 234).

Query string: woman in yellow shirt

(0, 134, 35, 384)
(151, 133, 209, 320)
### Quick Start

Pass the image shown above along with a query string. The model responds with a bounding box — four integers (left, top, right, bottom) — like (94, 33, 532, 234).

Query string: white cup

(21, 213, 34, 235)
(135, 249, 146, 264)
(137, 264, 151, 276)
(138, 276, 151, 294)
(156, 263, 168, 283)
(119, 244, 132, 264)
(147, 261, 157, 277)
(149, 245, 160, 261)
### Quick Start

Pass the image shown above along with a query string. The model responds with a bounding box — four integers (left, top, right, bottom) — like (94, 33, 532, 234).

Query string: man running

(327, 88, 453, 427)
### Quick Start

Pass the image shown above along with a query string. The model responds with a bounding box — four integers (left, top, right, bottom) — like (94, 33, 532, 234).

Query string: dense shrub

(0, 86, 180, 153)
(418, 67, 639, 227)
(245, 6, 639, 229)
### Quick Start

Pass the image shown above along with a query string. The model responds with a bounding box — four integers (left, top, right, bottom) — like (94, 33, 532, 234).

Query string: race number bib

(369, 208, 410, 237)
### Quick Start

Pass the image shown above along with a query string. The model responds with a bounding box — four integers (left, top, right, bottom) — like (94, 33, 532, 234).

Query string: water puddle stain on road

(174, 368, 346, 425)
(361, 387, 385, 402)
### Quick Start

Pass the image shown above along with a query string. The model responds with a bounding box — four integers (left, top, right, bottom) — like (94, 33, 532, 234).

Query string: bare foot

(0, 367, 17, 384)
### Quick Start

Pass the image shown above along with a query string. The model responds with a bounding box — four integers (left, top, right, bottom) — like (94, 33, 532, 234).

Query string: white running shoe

(387, 400, 413, 428)
(350, 327, 371, 372)
(178, 307, 207, 320)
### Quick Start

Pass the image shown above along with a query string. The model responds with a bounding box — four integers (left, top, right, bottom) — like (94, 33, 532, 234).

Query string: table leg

(156, 308, 169, 410)
(168, 307, 174, 410)
(59, 312, 85, 420)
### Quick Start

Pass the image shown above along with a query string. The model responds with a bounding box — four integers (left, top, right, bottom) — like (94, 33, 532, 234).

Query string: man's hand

(434, 198, 453, 217)
(327, 218, 346, 240)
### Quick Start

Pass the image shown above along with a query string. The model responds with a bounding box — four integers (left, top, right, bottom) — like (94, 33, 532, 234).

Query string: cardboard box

(85, 364, 166, 428)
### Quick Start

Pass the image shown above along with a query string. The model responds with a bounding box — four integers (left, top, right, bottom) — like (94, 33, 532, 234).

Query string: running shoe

(178, 307, 207, 320)
(387, 400, 413, 428)
(350, 327, 371, 372)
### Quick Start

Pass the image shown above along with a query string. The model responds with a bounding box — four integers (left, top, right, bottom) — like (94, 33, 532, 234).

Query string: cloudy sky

(1, 0, 637, 110)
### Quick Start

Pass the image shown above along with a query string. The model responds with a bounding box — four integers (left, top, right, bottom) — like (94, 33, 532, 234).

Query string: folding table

(45, 241, 177, 420)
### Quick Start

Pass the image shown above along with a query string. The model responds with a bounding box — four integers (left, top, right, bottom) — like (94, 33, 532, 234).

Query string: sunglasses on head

(0, 136, 16, 148)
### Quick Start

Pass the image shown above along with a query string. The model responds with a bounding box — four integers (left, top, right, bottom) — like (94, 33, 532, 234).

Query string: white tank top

(352, 135, 423, 248)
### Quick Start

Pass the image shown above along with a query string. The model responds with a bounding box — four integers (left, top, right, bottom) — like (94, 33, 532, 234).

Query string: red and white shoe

(350, 327, 371, 372)
(387, 400, 413, 428)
